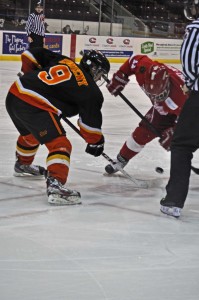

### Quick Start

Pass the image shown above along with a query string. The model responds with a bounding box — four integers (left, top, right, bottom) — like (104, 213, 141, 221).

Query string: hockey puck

(105, 164, 115, 174)
(155, 167, 164, 174)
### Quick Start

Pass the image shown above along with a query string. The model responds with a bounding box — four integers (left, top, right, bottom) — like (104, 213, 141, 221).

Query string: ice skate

(105, 153, 129, 174)
(160, 198, 181, 218)
(14, 161, 46, 177)
(47, 176, 81, 205)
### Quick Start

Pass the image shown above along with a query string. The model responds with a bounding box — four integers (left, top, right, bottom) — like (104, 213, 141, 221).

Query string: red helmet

(143, 64, 170, 102)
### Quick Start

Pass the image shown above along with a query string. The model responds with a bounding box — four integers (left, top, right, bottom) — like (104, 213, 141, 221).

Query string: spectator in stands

(4, 18, 18, 31)
(82, 25, 90, 35)
(16, 18, 26, 31)
(63, 24, 73, 34)
(0, 18, 5, 30)
(25, 2, 45, 48)
(44, 22, 50, 33)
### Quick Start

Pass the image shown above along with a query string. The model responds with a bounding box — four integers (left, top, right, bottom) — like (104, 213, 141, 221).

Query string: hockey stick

(103, 75, 161, 137)
(103, 76, 199, 175)
(61, 116, 148, 188)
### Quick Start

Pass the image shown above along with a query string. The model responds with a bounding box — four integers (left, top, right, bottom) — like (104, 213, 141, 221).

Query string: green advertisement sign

(141, 41, 154, 54)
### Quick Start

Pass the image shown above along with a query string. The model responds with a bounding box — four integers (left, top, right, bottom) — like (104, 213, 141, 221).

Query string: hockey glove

(106, 70, 129, 96)
(159, 127, 175, 151)
(85, 136, 104, 157)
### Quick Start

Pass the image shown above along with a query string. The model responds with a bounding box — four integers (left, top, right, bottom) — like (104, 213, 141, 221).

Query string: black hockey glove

(85, 136, 104, 157)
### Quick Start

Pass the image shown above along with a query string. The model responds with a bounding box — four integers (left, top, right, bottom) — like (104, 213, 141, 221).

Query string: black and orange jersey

(21, 48, 65, 74)
(10, 52, 104, 144)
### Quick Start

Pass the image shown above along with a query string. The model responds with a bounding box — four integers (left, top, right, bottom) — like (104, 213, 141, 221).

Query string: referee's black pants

(164, 91, 199, 208)
(29, 32, 44, 48)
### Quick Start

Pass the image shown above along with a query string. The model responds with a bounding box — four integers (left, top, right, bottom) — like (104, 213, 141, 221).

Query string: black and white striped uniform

(25, 12, 45, 48)
(181, 19, 199, 91)
(162, 18, 199, 210)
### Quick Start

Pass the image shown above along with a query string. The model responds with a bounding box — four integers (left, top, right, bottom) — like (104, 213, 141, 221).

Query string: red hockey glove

(159, 127, 175, 151)
(85, 136, 104, 157)
(106, 70, 129, 96)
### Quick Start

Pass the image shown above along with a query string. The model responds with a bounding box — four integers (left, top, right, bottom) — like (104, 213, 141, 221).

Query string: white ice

(0, 61, 199, 300)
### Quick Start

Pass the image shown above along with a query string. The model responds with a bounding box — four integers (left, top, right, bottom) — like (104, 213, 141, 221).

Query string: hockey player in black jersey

(5, 48, 110, 205)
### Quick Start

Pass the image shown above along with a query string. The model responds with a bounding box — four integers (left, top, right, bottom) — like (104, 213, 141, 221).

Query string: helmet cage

(89, 65, 109, 86)
(145, 83, 170, 102)
(80, 50, 110, 85)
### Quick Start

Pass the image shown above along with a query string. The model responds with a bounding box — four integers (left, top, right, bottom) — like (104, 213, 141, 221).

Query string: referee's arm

(25, 15, 33, 36)
(181, 25, 199, 91)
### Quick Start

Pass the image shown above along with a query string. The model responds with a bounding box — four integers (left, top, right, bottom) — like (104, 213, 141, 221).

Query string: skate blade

(13, 172, 45, 179)
(160, 206, 181, 218)
(48, 194, 82, 206)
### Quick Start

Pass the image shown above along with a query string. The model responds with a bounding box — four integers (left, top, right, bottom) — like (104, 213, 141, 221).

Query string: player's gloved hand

(106, 70, 129, 96)
(85, 136, 104, 157)
(159, 127, 175, 151)
(181, 84, 190, 95)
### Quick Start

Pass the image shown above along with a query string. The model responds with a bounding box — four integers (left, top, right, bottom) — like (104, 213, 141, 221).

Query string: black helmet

(184, 0, 199, 20)
(80, 50, 110, 85)
(35, 1, 43, 8)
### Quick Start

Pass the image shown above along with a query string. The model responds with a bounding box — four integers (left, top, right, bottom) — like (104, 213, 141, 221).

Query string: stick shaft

(103, 76, 161, 137)
(104, 76, 199, 175)
(61, 116, 147, 186)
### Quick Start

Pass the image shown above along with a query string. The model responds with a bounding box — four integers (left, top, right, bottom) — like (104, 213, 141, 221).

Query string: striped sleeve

(25, 14, 34, 36)
(180, 20, 199, 91)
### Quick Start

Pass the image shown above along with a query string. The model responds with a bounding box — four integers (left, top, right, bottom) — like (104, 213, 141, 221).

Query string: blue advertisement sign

(45, 35, 62, 53)
(101, 50, 133, 57)
(84, 49, 133, 57)
(3, 32, 63, 55)
(3, 32, 28, 54)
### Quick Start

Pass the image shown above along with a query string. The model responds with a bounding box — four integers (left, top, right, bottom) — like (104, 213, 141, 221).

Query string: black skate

(47, 176, 81, 205)
(14, 161, 46, 177)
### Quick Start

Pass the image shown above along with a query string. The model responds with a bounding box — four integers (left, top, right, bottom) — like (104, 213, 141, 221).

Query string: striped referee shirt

(180, 19, 199, 91)
(25, 12, 45, 37)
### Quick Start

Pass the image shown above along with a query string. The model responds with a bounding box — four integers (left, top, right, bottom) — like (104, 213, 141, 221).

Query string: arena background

(0, 0, 187, 63)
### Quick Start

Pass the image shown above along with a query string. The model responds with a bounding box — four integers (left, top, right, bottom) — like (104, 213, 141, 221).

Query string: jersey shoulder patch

(165, 97, 178, 111)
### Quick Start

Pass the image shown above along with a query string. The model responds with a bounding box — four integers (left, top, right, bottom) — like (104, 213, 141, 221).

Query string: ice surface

(0, 61, 199, 300)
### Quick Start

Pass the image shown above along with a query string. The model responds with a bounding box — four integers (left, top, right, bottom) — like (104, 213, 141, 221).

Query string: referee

(160, 0, 199, 217)
(25, 2, 45, 48)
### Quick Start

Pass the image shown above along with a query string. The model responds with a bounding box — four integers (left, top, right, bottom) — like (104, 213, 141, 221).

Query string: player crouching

(105, 54, 188, 217)
(6, 48, 110, 205)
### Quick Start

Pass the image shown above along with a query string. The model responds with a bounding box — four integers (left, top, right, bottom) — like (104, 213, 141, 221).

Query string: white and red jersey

(119, 54, 188, 117)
